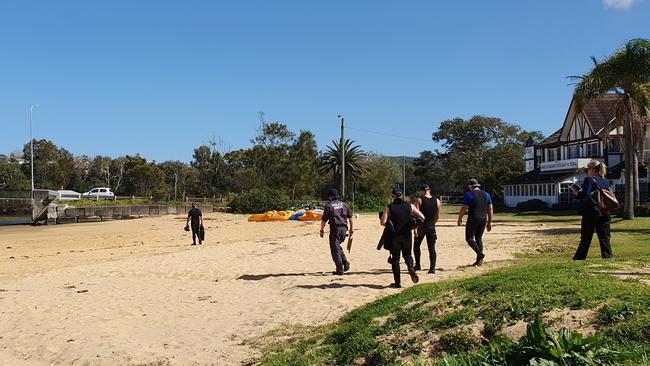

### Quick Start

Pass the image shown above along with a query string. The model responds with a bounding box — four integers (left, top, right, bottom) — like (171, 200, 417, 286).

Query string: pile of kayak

(248, 209, 324, 222)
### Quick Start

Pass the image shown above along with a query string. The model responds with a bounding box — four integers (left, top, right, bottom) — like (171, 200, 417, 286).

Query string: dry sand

(1, 213, 550, 365)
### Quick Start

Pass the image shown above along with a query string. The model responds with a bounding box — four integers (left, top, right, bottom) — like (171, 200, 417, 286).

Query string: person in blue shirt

(572, 160, 613, 260)
(457, 179, 493, 266)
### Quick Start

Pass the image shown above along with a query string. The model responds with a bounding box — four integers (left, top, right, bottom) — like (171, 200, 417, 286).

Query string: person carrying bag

(379, 187, 425, 288)
(572, 160, 614, 260)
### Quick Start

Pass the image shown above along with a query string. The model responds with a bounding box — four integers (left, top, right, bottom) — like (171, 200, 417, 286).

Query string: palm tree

(572, 38, 650, 219)
(318, 139, 367, 196)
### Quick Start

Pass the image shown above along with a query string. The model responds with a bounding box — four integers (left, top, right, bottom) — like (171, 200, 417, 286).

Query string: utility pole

(174, 173, 179, 201)
(29, 104, 39, 220)
(339, 115, 345, 200)
(403, 156, 406, 194)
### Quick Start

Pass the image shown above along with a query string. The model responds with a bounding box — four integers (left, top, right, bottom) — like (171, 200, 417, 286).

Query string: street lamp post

(29, 104, 39, 221)
(338, 115, 345, 200)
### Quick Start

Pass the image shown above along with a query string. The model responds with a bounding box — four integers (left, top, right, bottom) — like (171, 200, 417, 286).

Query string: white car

(82, 187, 115, 199)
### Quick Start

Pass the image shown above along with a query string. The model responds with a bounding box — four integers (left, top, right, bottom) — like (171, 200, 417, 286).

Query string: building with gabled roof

(503, 94, 648, 208)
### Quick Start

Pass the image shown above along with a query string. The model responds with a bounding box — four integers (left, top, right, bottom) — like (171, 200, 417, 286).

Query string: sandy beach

(1, 213, 549, 365)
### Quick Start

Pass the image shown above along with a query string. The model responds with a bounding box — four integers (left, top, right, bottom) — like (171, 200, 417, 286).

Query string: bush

(440, 315, 620, 365)
(516, 199, 549, 212)
(634, 204, 650, 217)
(230, 188, 291, 214)
(352, 193, 387, 212)
(438, 329, 482, 354)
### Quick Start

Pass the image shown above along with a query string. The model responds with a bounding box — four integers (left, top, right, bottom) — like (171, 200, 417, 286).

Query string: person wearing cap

(320, 188, 353, 275)
(380, 187, 425, 288)
(413, 184, 441, 274)
(457, 179, 493, 266)
(572, 160, 613, 260)
(185, 203, 204, 245)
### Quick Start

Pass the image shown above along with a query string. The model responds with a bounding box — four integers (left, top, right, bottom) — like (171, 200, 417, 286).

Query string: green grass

(256, 216, 650, 366)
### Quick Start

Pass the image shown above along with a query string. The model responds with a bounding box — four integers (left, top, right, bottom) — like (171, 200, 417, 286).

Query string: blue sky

(1, 0, 648, 162)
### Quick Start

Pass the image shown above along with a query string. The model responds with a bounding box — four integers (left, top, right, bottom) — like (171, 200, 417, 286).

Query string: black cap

(420, 184, 430, 190)
(327, 188, 340, 200)
(392, 187, 403, 196)
(467, 179, 481, 187)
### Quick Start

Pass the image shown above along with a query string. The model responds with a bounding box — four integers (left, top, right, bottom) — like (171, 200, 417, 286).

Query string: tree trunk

(633, 151, 640, 206)
(623, 119, 635, 219)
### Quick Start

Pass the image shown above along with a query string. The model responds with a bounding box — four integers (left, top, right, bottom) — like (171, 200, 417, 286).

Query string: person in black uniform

(413, 184, 441, 274)
(457, 179, 493, 266)
(320, 189, 354, 275)
(572, 160, 613, 260)
(185, 203, 204, 245)
(380, 187, 425, 288)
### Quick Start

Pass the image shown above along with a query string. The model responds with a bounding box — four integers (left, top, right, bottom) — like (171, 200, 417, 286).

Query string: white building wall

(504, 194, 557, 208)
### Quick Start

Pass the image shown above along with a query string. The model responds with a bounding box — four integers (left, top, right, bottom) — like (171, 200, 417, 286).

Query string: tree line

(0, 114, 541, 207)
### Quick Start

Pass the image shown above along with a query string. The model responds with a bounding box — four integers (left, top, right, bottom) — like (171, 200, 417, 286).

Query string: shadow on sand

(292, 283, 388, 290)
(237, 269, 393, 281)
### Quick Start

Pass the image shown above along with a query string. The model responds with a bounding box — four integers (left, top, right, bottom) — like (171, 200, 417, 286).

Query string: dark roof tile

(582, 94, 619, 134)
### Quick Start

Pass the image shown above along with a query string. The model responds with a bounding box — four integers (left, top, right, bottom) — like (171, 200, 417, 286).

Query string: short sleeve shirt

(322, 200, 352, 226)
(188, 208, 202, 225)
(463, 190, 493, 206)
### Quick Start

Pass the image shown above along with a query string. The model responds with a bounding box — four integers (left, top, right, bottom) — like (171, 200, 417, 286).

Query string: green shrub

(634, 204, 650, 217)
(230, 188, 291, 214)
(438, 329, 481, 354)
(439, 315, 620, 366)
(353, 193, 388, 212)
(516, 199, 549, 212)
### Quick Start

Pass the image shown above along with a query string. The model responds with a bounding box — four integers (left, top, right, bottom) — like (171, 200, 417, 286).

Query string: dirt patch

(500, 308, 597, 340)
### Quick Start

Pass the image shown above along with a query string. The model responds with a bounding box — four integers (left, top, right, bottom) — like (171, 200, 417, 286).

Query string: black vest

(419, 196, 437, 227)
(468, 190, 488, 222)
(388, 199, 411, 235)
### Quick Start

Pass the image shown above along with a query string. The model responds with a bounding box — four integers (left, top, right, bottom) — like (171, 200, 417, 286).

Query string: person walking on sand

(457, 179, 493, 266)
(185, 203, 204, 246)
(320, 188, 354, 275)
(380, 187, 425, 288)
(572, 160, 613, 260)
(413, 184, 441, 274)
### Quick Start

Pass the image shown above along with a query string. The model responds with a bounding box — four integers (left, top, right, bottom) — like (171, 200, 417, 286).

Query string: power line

(346, 126, 433, 143)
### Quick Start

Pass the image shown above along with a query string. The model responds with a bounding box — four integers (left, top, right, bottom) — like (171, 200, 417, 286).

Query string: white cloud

(603, 0, 637, 10)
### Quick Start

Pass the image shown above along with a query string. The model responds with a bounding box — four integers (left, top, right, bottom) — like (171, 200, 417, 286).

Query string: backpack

(589, 178, 620, 214)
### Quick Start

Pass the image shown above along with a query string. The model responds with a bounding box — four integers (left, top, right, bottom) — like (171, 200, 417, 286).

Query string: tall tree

(21, 139, 74, 190)
(0, 162, 30, 192)
(359, 153, 401, 198)
(318, 139, 367, 197)
(431, 116, 543, 201)
(285, 130, 319, 200)
(572, 38, 650, 219)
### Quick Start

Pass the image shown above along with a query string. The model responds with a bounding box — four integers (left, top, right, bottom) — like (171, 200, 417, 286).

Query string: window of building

(609, 137, 621, 152)
(568, 144, 581, 159)
(547, 148, 560, 162)
(586, 142, 600, 157)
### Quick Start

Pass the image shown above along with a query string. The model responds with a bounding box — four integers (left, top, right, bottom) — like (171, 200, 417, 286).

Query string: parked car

(57, 190, 81, 201)
(82, 187, 115, 199)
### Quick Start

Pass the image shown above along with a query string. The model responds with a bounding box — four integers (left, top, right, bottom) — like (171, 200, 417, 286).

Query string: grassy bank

(255, 216, 650, 365)
(62, 199, 228, 207)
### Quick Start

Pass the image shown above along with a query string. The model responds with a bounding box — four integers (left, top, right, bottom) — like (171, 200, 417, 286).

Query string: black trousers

(329, 225, 349, 272)
(465, 218, 486, 259)
(389, 233, 415, 285)
(414, 226, 437, 270)
(191, 223, 201, 244)
(573, 214, 612, 260)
